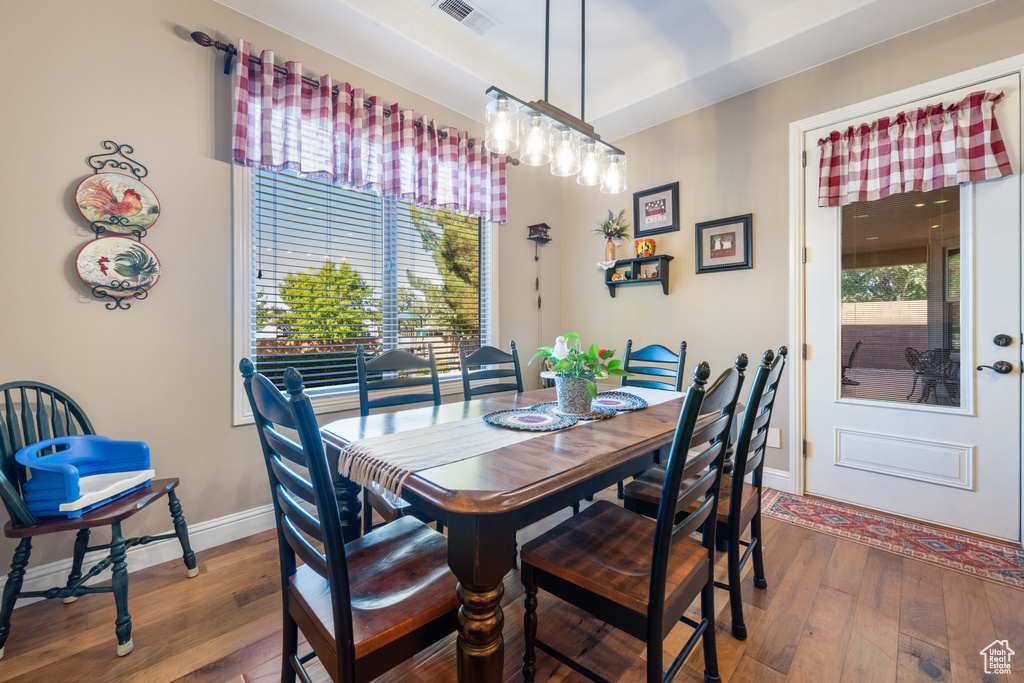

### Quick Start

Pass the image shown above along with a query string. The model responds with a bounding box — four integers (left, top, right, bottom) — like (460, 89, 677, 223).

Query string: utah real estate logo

(980, 640, 1014, 675)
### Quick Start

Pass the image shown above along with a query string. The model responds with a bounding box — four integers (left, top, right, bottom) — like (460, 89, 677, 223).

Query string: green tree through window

(841, 264, 927, 302)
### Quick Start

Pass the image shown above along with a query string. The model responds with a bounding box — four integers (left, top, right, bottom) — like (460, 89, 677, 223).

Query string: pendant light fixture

(484, 0, 626, 193)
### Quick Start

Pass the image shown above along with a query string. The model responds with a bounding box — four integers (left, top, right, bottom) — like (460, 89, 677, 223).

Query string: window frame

(231, 165, 499, 426)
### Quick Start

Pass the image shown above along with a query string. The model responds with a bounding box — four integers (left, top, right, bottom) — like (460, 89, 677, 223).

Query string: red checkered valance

(817, 90, 1013, 208)
(231, 40, 506, 223)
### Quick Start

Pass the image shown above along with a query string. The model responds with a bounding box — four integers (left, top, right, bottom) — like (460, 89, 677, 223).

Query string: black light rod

(581, 0, 585, 122)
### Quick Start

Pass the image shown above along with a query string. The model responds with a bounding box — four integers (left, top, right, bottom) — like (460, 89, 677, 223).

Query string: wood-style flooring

(0, 486, 1021, 683)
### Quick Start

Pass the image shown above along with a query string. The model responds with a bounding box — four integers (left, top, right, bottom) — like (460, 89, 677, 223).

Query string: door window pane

(840, 186, 961, 406)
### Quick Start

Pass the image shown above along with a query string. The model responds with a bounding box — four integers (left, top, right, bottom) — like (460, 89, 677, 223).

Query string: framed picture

(695, 214, 753, 273)
(633, 182, 679, 237)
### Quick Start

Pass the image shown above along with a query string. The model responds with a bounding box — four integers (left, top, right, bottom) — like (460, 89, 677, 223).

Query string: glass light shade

(519, 112, 551, 166)
(550, 126, 580, 177)
(577, 140, 602, 186)
(485, 96, 519, 155)
(601, 152, 628, 194)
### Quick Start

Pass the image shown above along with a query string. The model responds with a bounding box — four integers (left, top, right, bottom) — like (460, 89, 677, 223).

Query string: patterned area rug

(762, 489, 1024, 590)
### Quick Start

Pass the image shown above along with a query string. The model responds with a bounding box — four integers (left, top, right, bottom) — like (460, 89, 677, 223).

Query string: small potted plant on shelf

(593, 209, 631, 261)
(531, 334, 629, 414)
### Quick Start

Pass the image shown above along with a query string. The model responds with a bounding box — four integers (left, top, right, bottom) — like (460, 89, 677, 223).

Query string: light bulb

(550, 126, 580, 177)
(577, 140, 601, 186)
(601, 152, 628, 194)
(520, 111, 551, 166)
(485, 96, 519, 155)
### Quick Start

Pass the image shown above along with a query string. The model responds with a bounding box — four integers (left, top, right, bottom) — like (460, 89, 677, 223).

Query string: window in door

(839, 185, 961, 406)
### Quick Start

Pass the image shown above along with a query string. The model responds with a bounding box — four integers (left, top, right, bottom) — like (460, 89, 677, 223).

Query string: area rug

(761, 489, 1024, 590)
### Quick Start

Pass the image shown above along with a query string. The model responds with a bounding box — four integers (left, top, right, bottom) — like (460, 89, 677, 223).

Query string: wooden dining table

(319, 386, 691, 683)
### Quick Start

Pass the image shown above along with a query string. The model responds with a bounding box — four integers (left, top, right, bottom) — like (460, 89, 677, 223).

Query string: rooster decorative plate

(76, 237, 161, 298)
(592, 391, 649, 411)
(483, 409, 578, 432)
(75, 173, 160, 233)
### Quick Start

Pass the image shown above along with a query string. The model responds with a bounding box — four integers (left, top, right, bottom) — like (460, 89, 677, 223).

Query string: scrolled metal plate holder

(81, 141, 154, 310)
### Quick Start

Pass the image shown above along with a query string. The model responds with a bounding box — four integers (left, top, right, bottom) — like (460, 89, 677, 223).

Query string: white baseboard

(761, 467, 794, 493)
(3, 504, 275, 608)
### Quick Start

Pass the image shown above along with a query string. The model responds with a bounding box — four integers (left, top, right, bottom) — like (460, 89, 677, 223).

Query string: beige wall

(555, 0, 1024, 470)
(0, 0, 560, 567)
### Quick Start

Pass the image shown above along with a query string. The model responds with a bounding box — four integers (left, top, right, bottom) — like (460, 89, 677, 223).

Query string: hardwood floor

(1, 487, 1021, 683)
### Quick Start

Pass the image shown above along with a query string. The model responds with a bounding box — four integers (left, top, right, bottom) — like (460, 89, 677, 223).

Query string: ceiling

(215, 0, 993, 141)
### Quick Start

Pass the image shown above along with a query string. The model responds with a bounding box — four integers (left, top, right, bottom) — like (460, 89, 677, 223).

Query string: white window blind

(249, 168, 487, 392)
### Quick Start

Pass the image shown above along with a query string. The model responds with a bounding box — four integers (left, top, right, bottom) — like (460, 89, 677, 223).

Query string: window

(233, 168, 493, 423)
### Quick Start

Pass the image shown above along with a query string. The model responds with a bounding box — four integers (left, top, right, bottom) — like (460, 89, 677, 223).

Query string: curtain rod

(190, 31, 517, 165)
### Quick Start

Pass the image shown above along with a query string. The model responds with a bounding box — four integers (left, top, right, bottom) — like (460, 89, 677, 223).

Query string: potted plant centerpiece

(532, 334, 629, 414)
(594, 209, 631, 261)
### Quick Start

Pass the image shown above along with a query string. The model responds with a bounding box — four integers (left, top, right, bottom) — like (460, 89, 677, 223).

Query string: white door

(804, 74, 1022, 543)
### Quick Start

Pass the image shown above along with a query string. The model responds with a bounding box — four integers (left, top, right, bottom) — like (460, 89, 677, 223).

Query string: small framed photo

(633, 182, 679, 237)
(695, 214, 753, 273)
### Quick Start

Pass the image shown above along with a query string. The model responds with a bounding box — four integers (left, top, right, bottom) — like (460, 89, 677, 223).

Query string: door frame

(787, 54, 1024, 523)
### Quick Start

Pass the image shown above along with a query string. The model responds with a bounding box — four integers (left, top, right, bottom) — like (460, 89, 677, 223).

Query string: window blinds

(249, 169, 485, 391)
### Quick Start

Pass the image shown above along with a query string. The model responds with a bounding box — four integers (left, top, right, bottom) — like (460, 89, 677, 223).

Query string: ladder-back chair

(520, 362, 728, 683)
(622, 354, 748, 520)
(355, 345, 443, 535)
(0, 381, 196, 659)
(240, 361, 460, 682)
(715, 347, 787, 639)
(620, 340, 687, 392)
(458, 341, 523, 401)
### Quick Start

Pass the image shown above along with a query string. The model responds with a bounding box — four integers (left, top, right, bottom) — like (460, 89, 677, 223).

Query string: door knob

(993, 334, 1014, 347)
(977, 361, 1014, 374)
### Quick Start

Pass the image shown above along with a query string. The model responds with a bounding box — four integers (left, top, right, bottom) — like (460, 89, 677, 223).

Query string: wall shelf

(605, 254, 673, 297)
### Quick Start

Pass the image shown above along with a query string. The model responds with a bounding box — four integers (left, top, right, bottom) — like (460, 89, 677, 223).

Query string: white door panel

(804, 74, 1021, 542)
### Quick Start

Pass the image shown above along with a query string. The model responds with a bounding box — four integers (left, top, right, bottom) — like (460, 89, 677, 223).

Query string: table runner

(338, 386, 684, 499)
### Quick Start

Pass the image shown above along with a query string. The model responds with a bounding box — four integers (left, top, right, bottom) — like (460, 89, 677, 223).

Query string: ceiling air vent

(434, 0, 498, 36)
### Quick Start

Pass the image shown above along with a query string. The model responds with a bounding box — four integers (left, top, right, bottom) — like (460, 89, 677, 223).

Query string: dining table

(319, 385, 694, 683)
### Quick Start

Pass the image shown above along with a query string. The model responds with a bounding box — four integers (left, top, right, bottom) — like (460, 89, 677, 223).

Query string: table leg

(447, 516, 516, 683)
(326, 445, 362, 543)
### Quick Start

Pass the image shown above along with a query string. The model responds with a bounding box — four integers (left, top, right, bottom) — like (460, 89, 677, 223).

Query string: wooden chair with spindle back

(0, 381, 197, 660)
(622, 354, 748, 519)
(458, 341, 524, 401)
(612, 339, 688, 498)
(520, 362, 727, 683)
(239, 361, 460, 683)
(356, 344, 442, 535)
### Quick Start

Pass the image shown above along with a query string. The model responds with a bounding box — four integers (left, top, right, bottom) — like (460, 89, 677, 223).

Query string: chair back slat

(249, 373, 298, 429)
(263, 426, 308, 468)
(282, 516, 329, 578)
(269, 455, 316, 505)
(239, 360, 359, 680)
(34, 390, 52, 448)
(672, 486, 717, 541)
(277, 485, 323, 543)
(460, 341, 523, 401)
(689, 413, 730, 449)
(358, 345, 442, 416)
(730, 348, 787, 513)
(18, 389, 37, 453)
(49, 395, 66, 439)
(620, 340, 687, 392)
(745, 449, 764, 477)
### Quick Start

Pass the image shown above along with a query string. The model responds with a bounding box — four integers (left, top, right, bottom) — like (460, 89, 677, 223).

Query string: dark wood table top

(320, 387, 688, 516)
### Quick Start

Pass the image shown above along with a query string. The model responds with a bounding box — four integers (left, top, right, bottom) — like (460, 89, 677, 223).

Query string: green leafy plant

(592, 209, 631, 241)
(531, 333, 630, 397)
